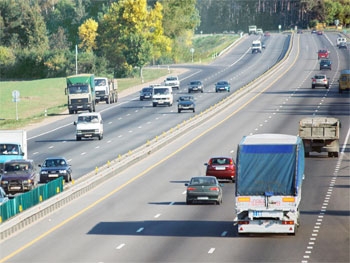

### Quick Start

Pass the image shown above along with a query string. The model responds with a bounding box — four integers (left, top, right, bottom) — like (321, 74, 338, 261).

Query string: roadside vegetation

(0, 34, 238, 130)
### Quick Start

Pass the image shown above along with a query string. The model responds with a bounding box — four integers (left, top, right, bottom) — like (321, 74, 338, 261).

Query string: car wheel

(178, 109, 181, 113)
(312, 85, 315, 89)
(325, 85, 329, 89)
(69, 110, 73, 114)
(186, 198, 192, 205)
(188, 90, 191, 93)
(305, 152, 309, 157)
(193, 109, 195, 113)
(76, 136, 81, 141)
(201, 90, 203, 93)
(153, 103, 157, 107)
(140, 97, 143, 101)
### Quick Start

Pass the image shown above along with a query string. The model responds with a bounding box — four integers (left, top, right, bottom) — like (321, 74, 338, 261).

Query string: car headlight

(77, 130, 82, 134)
(94, 129, 99, 133)
(59, 170, 67, 174)
(23, 179, 32, 184)
(1, 181, 8, 184)
(40, 171, 48, 175)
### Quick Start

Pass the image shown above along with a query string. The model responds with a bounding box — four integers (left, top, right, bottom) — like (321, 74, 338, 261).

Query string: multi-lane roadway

(1, 32, 349, 262)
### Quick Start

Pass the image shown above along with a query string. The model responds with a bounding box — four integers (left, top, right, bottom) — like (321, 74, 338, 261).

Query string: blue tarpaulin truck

(234, 134, 305, 234)
(0, 130, 27, 170)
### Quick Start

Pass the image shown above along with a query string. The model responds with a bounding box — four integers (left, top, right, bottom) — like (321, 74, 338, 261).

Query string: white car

(74, 112, 104, 141)
(152, 86, 173, 107)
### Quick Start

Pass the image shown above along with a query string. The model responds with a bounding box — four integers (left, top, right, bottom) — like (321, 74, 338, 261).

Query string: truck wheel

(153, 103, 157, 107)
(99, 134, 103, 140)
(69, 110, 73, 114)
(178, 109, 181, 113)
(334, 152, 339, 157)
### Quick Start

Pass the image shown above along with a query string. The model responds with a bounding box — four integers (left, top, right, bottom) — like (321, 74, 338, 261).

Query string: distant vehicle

(0, 186, 9, 206)
(311, 29, 317, 34)
(338, 69, 350, 93)
(139, 87, 153, 100)
(297, 29, 303, 34)
(177, 96, 195, 113)
(251, 40, 262, 53)
(0, 159, 38, 194)
(264, 31, 271, 36)
(336, 37, 346, 47)
(338, 42, 347, 49)
(215, 81, 231, 92)
(188, 80, 204, 93)
(311, 74, 329, 89)
(94, 77, 117, 104)
(256, 28, 263, 35)
(204, 157, 236, 182)
(185, 176, 223, 205)
(317, 49, 329, 59)
(39, 157, 72, 183)
(163, 76, 180, 90)
(320, 59, 332, 70)
(248, 25, 257, 35)
(74, 112, 104, 141)
(316, 30, 323, 35)
(262, 42, 266, 49)
(152, 86, 173, 107)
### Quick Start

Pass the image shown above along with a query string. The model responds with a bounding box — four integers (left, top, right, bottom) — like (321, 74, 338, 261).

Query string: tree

(79, 18, 98, 52)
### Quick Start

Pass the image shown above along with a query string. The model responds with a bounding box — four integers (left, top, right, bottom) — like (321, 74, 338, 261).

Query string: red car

(317, 49, 329, 59)
(204, 157, 236, 182)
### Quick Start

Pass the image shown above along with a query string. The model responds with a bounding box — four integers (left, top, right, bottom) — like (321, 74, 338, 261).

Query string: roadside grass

(0, 34, 239, 129)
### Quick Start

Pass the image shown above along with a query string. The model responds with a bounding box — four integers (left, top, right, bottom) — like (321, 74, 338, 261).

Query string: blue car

(177, 96, 195, 113)
(215, 80, 230, 92)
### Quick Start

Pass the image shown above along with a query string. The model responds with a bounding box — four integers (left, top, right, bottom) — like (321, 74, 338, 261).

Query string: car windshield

(179, 96, 193, 101)
(0, 144, 19, 155)
(94, 79, 106, 86)
(142, 88, 152, 92)
(217, 81, 228, 85)
(77, 115, 99, 123)
(68, 85, 89, 94)
(190, 81, 201, 86)
(315, 75, 326, 79)
(166, 77, 177, 81)
(190, 177, 217, 185)
(5, 162, 30, 173)
(44, 159, 66, 167)
(153, 88, 169, 95)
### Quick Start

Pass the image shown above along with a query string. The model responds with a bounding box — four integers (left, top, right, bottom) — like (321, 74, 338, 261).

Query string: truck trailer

(234, 134, 305, 234)
(0, 130, 27, 170)
(65, 74, 96, 114)
(299, 117, 340, 157)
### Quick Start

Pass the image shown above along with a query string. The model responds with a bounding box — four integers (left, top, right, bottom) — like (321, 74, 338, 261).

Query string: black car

(188, 80, 204, 93)
(215, 80, 231, 92)
(177, 96, 195, 113)
(0, 159, 38, 194)
(39, 157, 72, 183)
(139, 87, 153, 100)
(185, 176, 223, 205)
(320, 59, 332, 70)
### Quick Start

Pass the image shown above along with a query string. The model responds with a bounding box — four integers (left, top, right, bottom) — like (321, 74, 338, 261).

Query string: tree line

(0, 0, 348, 80)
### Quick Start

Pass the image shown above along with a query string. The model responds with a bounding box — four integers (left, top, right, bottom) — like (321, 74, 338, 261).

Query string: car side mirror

(185, 183, 189, 186)
(204, 163, 208, 166)
(73, 121, 77, 125)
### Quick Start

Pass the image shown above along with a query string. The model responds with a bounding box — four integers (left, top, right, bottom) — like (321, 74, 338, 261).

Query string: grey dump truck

(298, 117, 340, 157)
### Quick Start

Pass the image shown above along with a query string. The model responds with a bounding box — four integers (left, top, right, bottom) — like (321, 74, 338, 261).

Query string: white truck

(94, 77, 118, 104)
(164, 76, 180, 90)
(73, 112, 104, 141)
(251, 40, 262, 53)
(0, 130, 27, 170)
(152, 86, 173, 107)
(234, 134, 305, 234)
(298, 117, 340, 157)
(248, 25, 257, 35)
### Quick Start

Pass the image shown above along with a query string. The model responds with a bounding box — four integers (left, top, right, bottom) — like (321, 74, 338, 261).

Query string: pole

(75, 45, 78, 75)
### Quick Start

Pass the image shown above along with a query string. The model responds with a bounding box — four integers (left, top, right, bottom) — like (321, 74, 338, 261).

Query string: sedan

(177, 95, 195, 113)
(215, 80, 231, 92)
(188, 80, 204, 93)
(39, 157, 72, 183)
(139, 87, 153, 100)
(204, 157, 236, 182)
(185, 176, 223, 205)
(320, 59, 332, 70)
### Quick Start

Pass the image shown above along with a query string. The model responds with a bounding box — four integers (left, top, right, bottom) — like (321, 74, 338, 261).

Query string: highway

(0, 32, 349, 262)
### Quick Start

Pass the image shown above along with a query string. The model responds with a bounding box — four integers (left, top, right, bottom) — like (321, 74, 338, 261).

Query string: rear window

(211, 158, 231, 165)
(315, 75, 326, 79)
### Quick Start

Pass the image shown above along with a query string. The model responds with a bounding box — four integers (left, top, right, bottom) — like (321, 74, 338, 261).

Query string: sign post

(12, 90, 20, 121)
(190, 48, 194, 63)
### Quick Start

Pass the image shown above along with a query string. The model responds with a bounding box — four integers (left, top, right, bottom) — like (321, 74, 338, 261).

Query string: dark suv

(0, 159, 38, 194)
(39, 157, 72, 183)
(320, 59, 332, 70)
(188, 80, 204, 93)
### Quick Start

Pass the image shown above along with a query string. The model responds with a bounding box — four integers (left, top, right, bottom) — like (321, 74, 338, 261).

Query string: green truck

(65, 74, 96, 114)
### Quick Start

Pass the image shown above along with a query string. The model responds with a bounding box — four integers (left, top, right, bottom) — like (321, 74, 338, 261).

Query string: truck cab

(94, 77, 117, 104)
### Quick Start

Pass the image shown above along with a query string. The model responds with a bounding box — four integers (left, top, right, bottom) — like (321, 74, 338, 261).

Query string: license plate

(10, 186, 21, 190)
(49, 174, 58, 177)
(197, 196, 209, 200)
(215, 166, 226, 170)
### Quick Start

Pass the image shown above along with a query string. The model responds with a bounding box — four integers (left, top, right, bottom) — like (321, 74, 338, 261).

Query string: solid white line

(208, 248, 215, 254)
(136, 227, 144, 233)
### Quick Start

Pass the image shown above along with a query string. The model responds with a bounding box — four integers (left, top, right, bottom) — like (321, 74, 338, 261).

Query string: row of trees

(0, 0, 348, 79)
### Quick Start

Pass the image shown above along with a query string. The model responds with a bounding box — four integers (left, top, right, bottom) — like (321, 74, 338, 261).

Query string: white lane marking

(154, 214, 161, 218)
(116, 244, 125, 249)
(169, 202, 175, 205)
(49, 145, 54, 149)
(136, 227, 144, 233)
(221, 231, 228, 237)
(208, 248, 215, 254)
(33, 152, 39, 155)
(81, 152, 86, 155)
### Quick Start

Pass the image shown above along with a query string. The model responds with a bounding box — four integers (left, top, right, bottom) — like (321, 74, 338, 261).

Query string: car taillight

(282, 220, 294, 225)
(209, 187, 219, 191)
(229, 159, 233, 165)
(187, 187, 196, 191)
(208, 160, 212, 165)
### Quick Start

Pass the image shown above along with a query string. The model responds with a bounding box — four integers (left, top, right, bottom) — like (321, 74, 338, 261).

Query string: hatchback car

(311, 74, 329, 89)
(317, 49, 329, 59)
(185, 176, 223, 205)
(338, 42, 347, 49)
(320, 59, 332, 70)
(204, 157, 236, 182)
(0, 159, 38, 194)
(39, 157, 72, 183)
(215, 81, 231, 92)
(188, 80, 204, 93)
(177, 96, 195, 113)
(139, 87, 153, 100)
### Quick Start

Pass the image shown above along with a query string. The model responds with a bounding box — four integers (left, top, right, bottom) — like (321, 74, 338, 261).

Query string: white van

(336, 37, 346, 47)
(152, 86, 173, 107)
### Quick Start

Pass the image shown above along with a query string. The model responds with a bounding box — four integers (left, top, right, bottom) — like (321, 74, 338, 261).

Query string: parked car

(0, 186, 9, 205)
(215, 81, 231, 92)
(0, 159, 38, 194)
(317, 49, 330, 59)
(320, 59, 332, 70)
(338, 42, 347, 49)
(311, 74, 329, 89)
(139, 86, 153, 100)
(204, 157, 236, 182)
(39, 157, 72, 183)
(185, 176, 223, 205)
(188, 80, 204, 93)
(177, 96, 195, 113)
